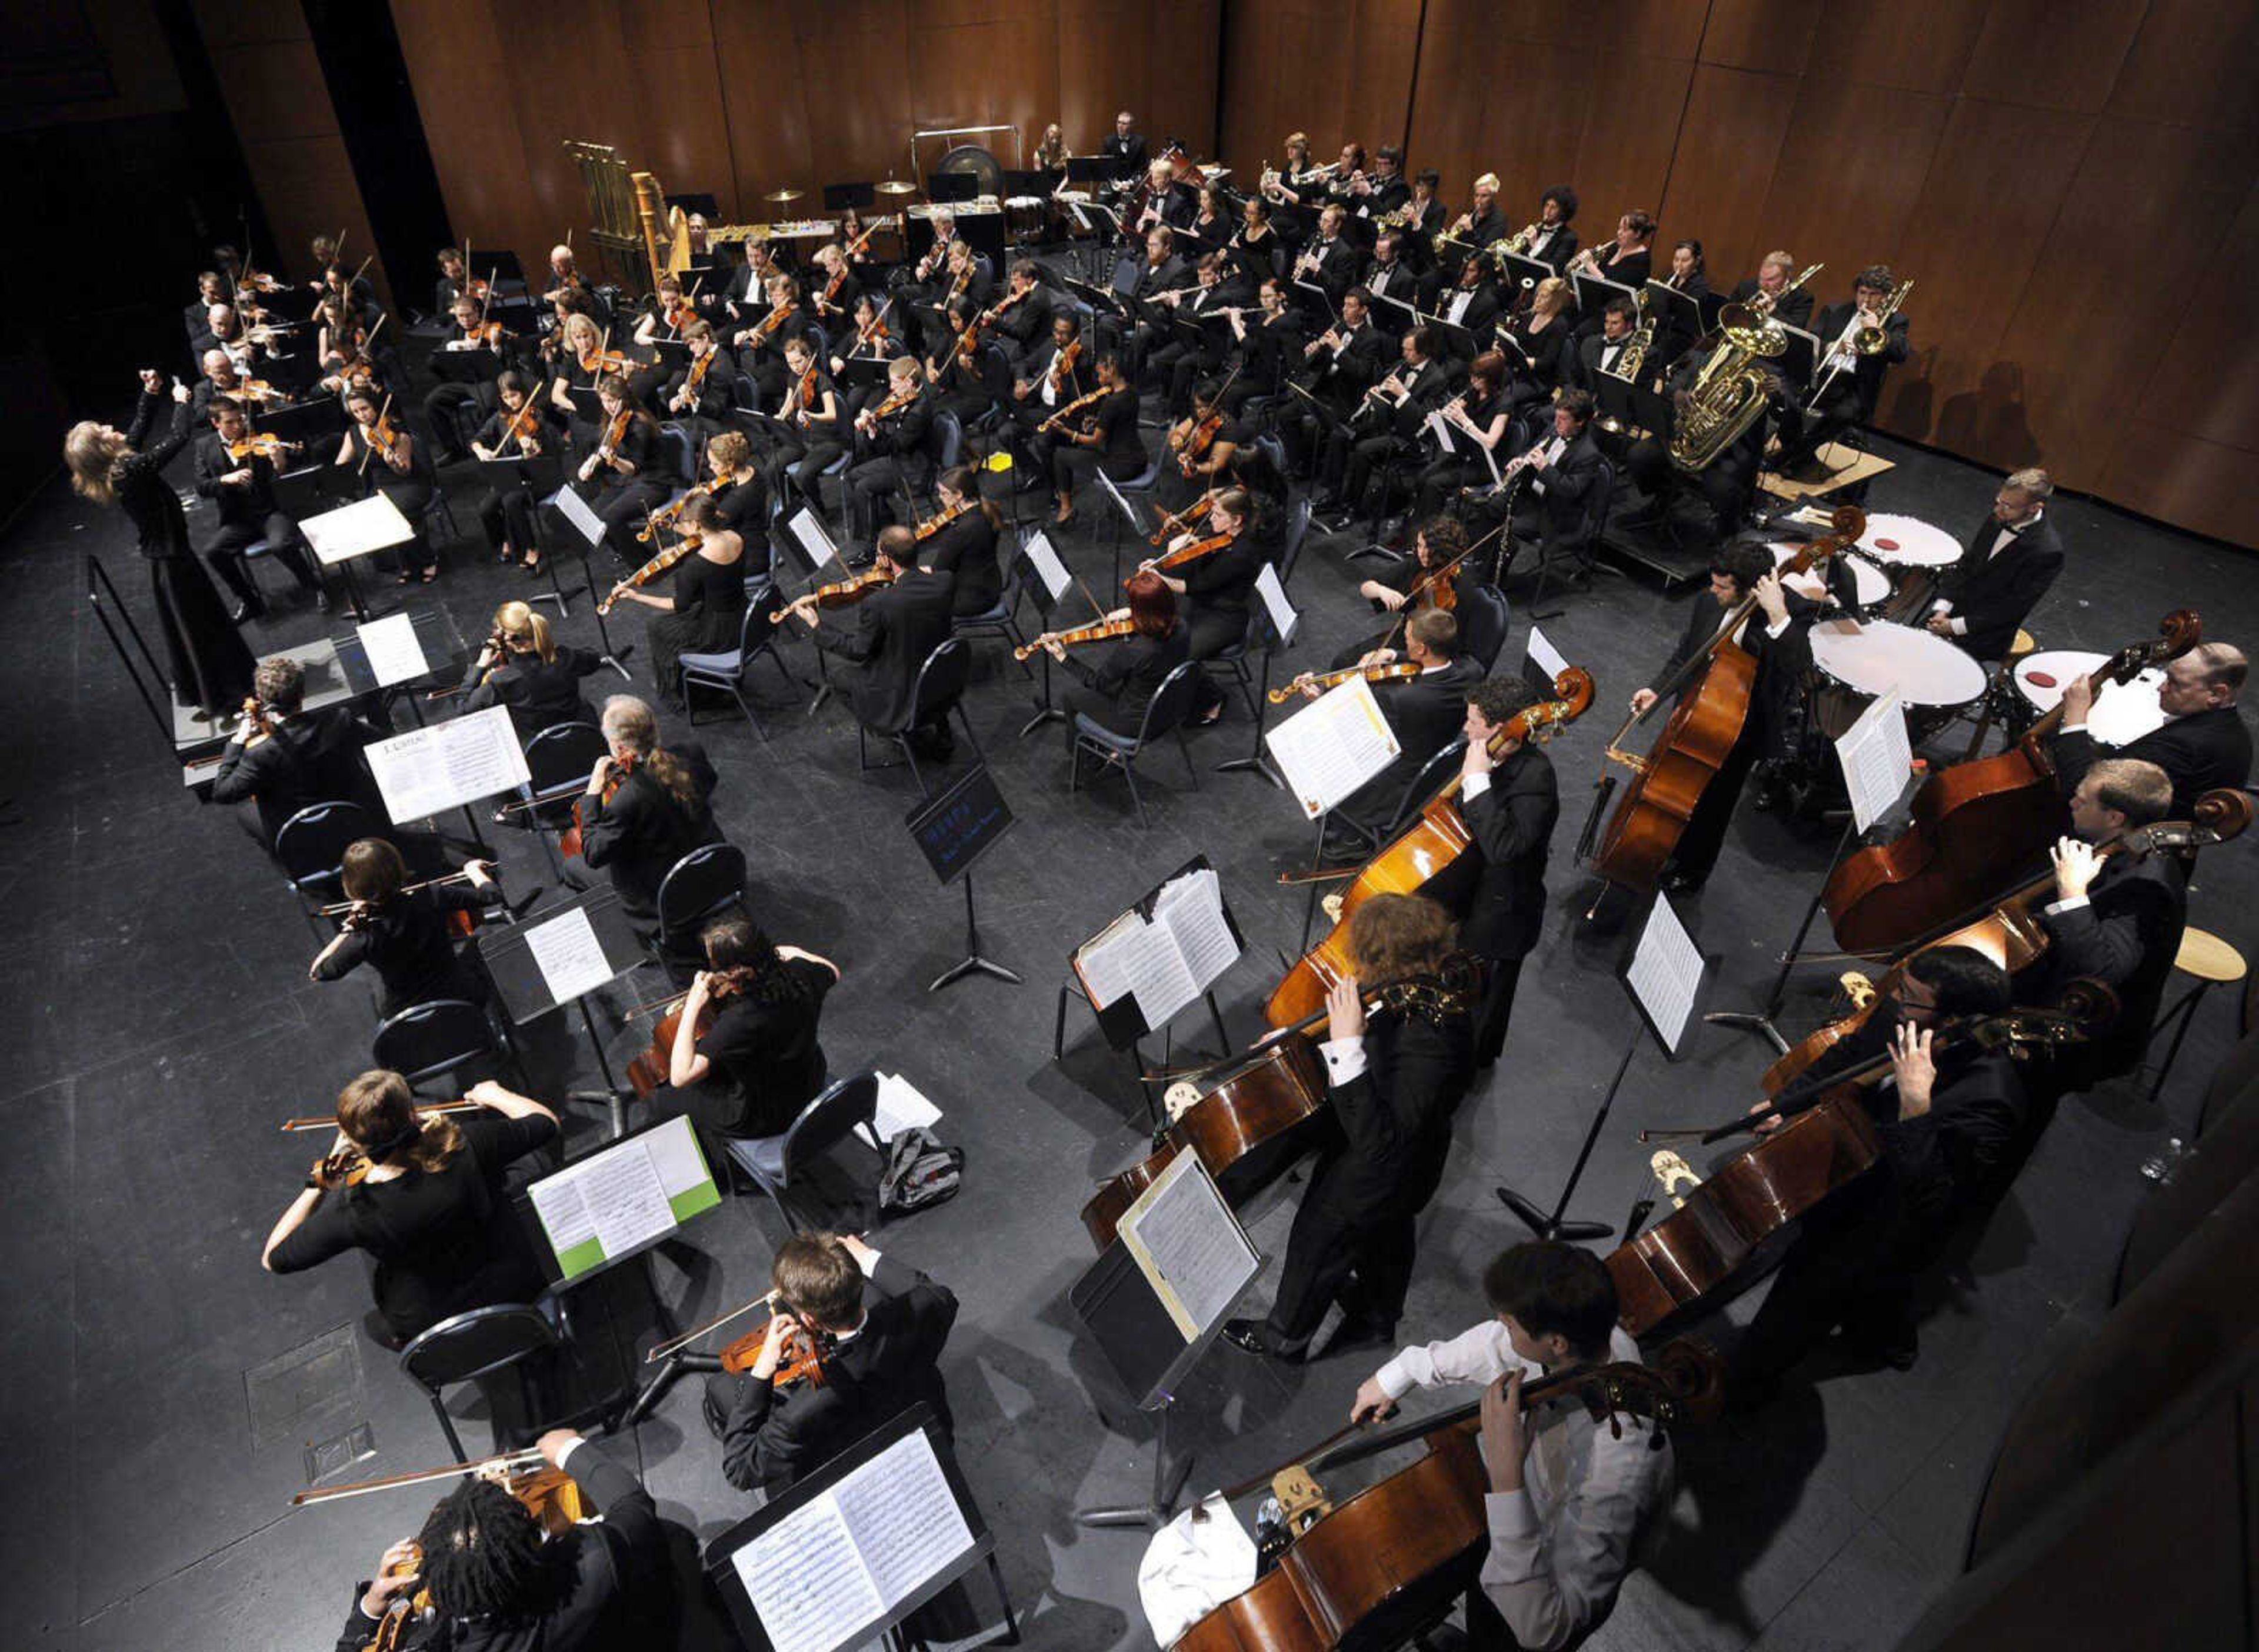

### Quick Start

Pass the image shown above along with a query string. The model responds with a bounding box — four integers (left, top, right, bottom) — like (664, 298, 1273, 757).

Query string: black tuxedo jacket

(2019, 851, 2188, 1087)
(812, 567, 955, 732)
(1370, 655, 1486, 800)
(1728, 278, 1813, 331)
(1812, 301, 1910, 416)
(209, 707, 387, 848)
(1455, 742, 1558, 961)
(1935, 511, 2064, 660)
(193, 433, 285, 529)
(2054, 704, 2253, 825)
(722, 1253, 959, 1496)
(1523, 427, 1607, 542)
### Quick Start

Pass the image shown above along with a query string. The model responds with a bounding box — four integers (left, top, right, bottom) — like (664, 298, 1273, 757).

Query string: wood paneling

(2107, 0, 2259, 134)
(1960, 0, 2147, 114)
(1695, 0, 1821, 76)
(1655, 65, 1797, 284)
(1804, 1, 1990, 95)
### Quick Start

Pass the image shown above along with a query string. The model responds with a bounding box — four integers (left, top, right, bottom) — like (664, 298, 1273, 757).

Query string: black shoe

(1324, 1314, 1398, 1355)
(1836, 1327, 1919, 1372)
(311, 587, 332, 614)
(1661, 869, 1708, 894)
(1221, 1318, 1306, 1362)
(228, 597, 266, 624)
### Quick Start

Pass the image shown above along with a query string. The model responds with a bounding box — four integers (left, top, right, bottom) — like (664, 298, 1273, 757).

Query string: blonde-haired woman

(455, 599, 605, 738)
(64, 369, 256, 720)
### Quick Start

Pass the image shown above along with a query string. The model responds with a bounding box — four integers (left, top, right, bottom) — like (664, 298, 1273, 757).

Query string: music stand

(906, 764, 1021, 991)
(543, 482, 634, 675)
(1502, 252, 1552, 294)
(822, 181, 877, 211)
(1214, 562, 1297, 791)
(1573, 271, 1637, 324)
(1071, 1153, 1264, 1529)
(1496, 890, 1713, 1242)
(478, 886, 648, 1137)
(1063, 856, 1243, 1107)
(1007, 529, 1079, 736)
(1775, 324, 1820, 392)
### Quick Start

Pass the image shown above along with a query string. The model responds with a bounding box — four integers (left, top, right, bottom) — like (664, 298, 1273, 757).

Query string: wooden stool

(2145, 926, 2248, 1107)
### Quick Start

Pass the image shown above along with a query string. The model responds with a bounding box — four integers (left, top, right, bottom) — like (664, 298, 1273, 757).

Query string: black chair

(1069, 660, 1203, 828)
(952, 560, 1036, 680)
(651, 842, 748, 967)
(1458, 583, 1511, 674)
(274, 800, 387, 938)
(681, 589, 802, 741)
(514, 722, 608, 877)
(658, 422, 697, 487)
(372, 998, 511, 1093)
(857, 637, 985, 796)
(719, 1072, 882, 1235)
(1530, 458, 1616, 621)
(1278, 495, 1314, 587)
(399, 1304, 567, 1461)
(1327, 736, 1470, 860)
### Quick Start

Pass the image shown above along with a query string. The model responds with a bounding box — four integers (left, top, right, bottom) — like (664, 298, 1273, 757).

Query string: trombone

(1812, 277, 1912, 403)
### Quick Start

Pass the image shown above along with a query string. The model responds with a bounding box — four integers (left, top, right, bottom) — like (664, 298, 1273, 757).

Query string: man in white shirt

(1351, 1243, 1673, 1650)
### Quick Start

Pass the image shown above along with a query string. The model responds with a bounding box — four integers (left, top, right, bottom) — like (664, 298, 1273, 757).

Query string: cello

(1607, 992, 2111, 1336)
(1171, 1338, 1723, 1651)
(1587, 506, 1865, 894)
(1265, 668, 1595, 1028)
(1820, 608, 2203, 953)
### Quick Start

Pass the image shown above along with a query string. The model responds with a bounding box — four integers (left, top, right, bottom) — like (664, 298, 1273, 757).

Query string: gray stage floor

(4, 417, 2250, 1652)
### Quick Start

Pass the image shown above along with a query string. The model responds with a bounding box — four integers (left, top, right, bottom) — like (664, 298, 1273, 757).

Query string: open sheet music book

(1072, 864, 1239, 1033)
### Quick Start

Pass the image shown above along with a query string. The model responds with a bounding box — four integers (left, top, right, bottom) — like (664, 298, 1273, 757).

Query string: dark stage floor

(5, 408, 2253, 1652)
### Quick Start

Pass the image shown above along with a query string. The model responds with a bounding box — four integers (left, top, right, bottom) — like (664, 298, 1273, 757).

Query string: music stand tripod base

(929, 874, 1023, 992)
(1075, 1402, 1193, 1529)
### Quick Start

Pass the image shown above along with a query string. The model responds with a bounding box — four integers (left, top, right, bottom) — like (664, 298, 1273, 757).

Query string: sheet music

(522, 905, 614, 1004)
(1264, 675, 1401, 821)
(362, 705, 530, 823)
(1254, 562, 1298, 647)
(873, 1071, 944, 1138)
(1119, 1151, 1261, 1340)
(548, 483, 607, 548)
(1075, 910, 1148, 1011)
(729, 1493, 887, 1652)
(1835, 690, 1913, 834)
(1114, 921, 1204, 1030)
(1152, 867, 1238, 1002)
(1021, 529, 1071, 601)
(575, 1139, 675, 1256)
(787, 506, 838, 570)
(1525, 624, 1569, 682)
(1626, 893, 1704, 1055)
(831, 1430, 976, 1608)
(300, 494, 414, 566)
(1424, 408, 1452, 452)
(355, 611, 429, 688)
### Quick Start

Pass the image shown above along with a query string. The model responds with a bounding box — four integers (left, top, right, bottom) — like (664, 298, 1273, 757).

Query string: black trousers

(1264, 1123, 1455, 1346)
(205, 511, 318, 600)
(1668, 720, 1761, 884)
(594, 478, 669, 565)
(1472, 955, 1523, 1068)
(477, 485, 541, 555)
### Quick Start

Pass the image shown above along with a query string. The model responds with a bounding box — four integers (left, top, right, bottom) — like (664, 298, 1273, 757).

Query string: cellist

(1450, 677, 1561, 1067)
(1345, 1243, 1672, 1651)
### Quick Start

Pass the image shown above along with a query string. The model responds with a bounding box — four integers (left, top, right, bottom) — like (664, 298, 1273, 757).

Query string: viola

(1046, 337, 1083, 396)
(1268, 659, 1420, 705)
(1147, 527, 1237, 574)
(498, 399, 545, 454)
(1820, 608, 2203, 954)
(226, 432, 292, 463)
(1149, 488, 1220, 547)
(773, 566, 895, 623)
(1587, 506, 1865, 895)
(291, 1447, 588, 1536)
(914, 498, 972, 542)
(558, 751, 635, 860)
(604, 531, 708, 616)
(1171, 410, 1224, 476)
(719, 1313, 831, 1390)
(1013, 616, 1136, 662)
(1267, 668, 1595, 1027)
(596, 406, 632, 462)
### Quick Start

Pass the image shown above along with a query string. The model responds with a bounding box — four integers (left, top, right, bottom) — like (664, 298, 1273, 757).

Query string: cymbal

(875, 179, 918, 196)
(764, 187, 805, 204)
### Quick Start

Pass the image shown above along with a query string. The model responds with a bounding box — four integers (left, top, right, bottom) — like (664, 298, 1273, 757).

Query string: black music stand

(1214, 563, 1298, 791)
(478, 887, 648, 1138)
(906, 764, 1021, 992)
(542, 481, 634, 675)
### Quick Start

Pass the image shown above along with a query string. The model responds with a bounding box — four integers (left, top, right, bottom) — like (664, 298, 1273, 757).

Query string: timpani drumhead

(1808, 620, 1990, 707)
(1858, 512, 1962, 568)
(2015, 651, 2170, 747)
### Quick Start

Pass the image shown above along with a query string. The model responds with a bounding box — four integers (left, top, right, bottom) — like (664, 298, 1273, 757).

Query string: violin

(1146, 526, 1237, 574)
(1040, 384, 1110, 435)
(719, 1312, 832, 1390)
(638, 479, 715, 544)
(577, 342, 631, 375)
(914, 498, 972, 542)
(787, 362, 822, 425)
(753, 299, 795, 342)
(1046, 337, 1082, 396)
(1171, 409, 1225, 476)
(362, 1545, 429, 1652)
(844, 215, 897, 259)
(237, 694, 276, 747)
(1268, 659, 1422, 704)
(458, 318, 505, 350)
(226, 432, 293, 463)
(855, 312, 893, 352)
(774, 566, 895, 622)
(858, 382, 920, 430)
(1013, 615, 1136, 662)
(596, 405, 632, 462)
(498, 398, 545, 454)
(281, 1098, 478, 1133)
(1150, 488, 1220, 547)
(603, 532, 707, 616)
(1267, 668, 1595, 1027)
(1820, 608, 2203, 953)
(1174, 1338, 1723, 1652)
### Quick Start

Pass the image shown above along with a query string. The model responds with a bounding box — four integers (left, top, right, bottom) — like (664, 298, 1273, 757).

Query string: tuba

(1668, 262, 1821, 473)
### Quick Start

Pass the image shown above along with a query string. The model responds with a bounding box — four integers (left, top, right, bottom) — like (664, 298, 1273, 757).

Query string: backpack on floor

(878, 1127, 964, 1214)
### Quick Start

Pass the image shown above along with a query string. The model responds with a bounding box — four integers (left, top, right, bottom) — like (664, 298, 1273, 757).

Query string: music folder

(1502, 251, 1552, 293)
(1069, 855, 1246, 1049)
(1644, 280, 1703, 340)
(1574, 271, 1637, 319)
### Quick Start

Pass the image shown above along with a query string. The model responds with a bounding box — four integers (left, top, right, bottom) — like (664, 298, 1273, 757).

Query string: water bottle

(2139, 1136, 2188, 1185)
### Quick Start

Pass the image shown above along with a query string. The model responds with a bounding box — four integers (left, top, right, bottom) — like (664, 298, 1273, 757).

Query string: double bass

(1587, 506, 1865, 894)
(1172, 1338, 1722, 1651)
(1820, 608, 2202, 953)
(1267, 668, 1595, 1027)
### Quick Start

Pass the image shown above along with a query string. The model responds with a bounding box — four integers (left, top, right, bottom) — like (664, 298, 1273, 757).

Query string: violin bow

(291, 1446, 547, 1507)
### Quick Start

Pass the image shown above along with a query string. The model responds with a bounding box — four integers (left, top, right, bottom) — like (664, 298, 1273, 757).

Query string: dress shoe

(1221, 1318, 1307, 1362)
(1324, 1314, 1398, 1356)
(1661, 868, 1707, 894)
(228, 597, 266, 624)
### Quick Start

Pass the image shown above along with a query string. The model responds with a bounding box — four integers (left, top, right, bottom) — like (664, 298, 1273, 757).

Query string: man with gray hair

(1925, 467, 2064, 660)
(2055, 640, 2253, 818)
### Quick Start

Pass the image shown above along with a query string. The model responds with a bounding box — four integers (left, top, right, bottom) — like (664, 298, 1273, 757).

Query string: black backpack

(878, 1127, 963, 1214)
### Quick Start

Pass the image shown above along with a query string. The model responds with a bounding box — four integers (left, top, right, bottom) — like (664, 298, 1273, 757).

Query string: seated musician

(1497, 389, 1609, 584)
(1350, 517, 1477, 651)
(807, 241, 863, 337)
(1622, 355, 1789, 553)
(469, 370, 572, 572)
(191, 348, 252, 423)
(1500, 277, 1575, 393)
(1448, 677, 1561, 1066)
(337, 384, 441, 584)
(832, 290, 908, 399)
(1772, 265, 1908, 478)
(722, 238, 779, 326)
(425, 293, 508, 465)
(1187, 182, 1235, 254)
(194, 395, 324, 620)
(1360, 229, 1417, 313)
(1229, 195, 1286, 287)
(844, 357, 937, 551)
(1727, 249, 1814, 330)
(1221, 276, 1304, 417)
(335, 1428, 667, 1652)
(1156, 382, 1242, 517)
(642, 916, 839, 1138)
(1261, 132, 1324, 240)
(308, 838, 504, 1015)
(2054, 642, 2253, 819)
(767, 334, 847, 518)
(1045, 569, 1190, 738)
(1731, 947, 2028, 1395)
(541, 242, 591, 311)
(1140, 485, 1263, 725)
(1349, 1243, 1671, 1651)
(1281, 287, 1388, 477)
(1424, 251, 1502, 341)
(1653, 238, 1713, 369)
(1316, 608, 1485, 849)
(564, 694, 725, 937)
(705, 1231, 959, 1497)
(1321, 141, 1370, 218)
(788, 525, 958, 757)
(1039, 351, 1143, 531)
(209, 655, 388, 852)
(1446, 172, 1508, 256)
(1291, 204, 1362, 309)
(919, 465, 1004, 617)
(1624, 542, 1801, 891)
(1224, 893, 1477, 1360)
(696, 429, 768, 540)
(1575, 298, 1646, 392)
(185, 269, 228, 349)
(1116, 225, 1187, 377)
(988, 259, 1057, 369)
(574, 374, 672, 568)
(1348, 144, 1411, 232)
(262, 1070, 559, 1347)
(661, 319, 738, 452)
(1413, 352, 1516, 519)
(1568, 209, 1655, 291)
(1101, 108, 1150, 186)
(432, 244, 468, 313)
(1520, 185, 1580, 273)
(455, 600, 603, 740)
(1924, 468, 2064, 661)
(1148, 252, 1250, 418)
(732, 272, 814, 407)
(606, 494, 747, 707)
(1315, 323, 1452, 520)
(1011, 309, 1091, 438)
(931, 297, 1010, 429)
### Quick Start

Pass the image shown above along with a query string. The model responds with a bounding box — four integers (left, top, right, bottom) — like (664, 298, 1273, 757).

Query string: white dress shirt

(1930, 509, 2043, 634)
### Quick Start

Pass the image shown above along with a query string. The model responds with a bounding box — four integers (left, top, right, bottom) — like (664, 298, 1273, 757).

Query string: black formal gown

(114, 392, 256, 715)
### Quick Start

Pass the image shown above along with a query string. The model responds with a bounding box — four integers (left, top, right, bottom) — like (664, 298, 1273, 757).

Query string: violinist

(831, 291, 905, 394)
(904, 208, 959, 295)
(336, 385, 439, 584)
(1315, 608, 1481, 851)
(1923, 469, 2065, 662)
(732, 271, 812, 405)
(843, 357, 936, 551)
(792, 525, 958, 757)
(807, 242, 862, 333)
(641, 917, 840, 1137)
(191, 347, 251, 422)
(564, 695, 724, 936)
(929, 298, 1008, 429)
(575, 374, 670, 566)
(541, 242, 594, 314)
(917, 467, 1004, 617)
(308, 838, 504, 1013)
(469, 370, 569, 571)
(1731, 947, 2028, 1399)
(544, 311, 608, 416)
(1222, 892, 1477, 1361)
(209, 656, 388, 851)
(1145, 484, 1262, 724)
(761, 335, 844, 518)
(1010, 310, 1090, 435)
(607, 493, 747, 705)
(425, 294, 507, 465)
(721, 238, 779, 322)
(203, 301, 275, 376)
(185, 269, 228, 350)
(1039, 351, 1141, 530)
(335, 1427, 666, 1652)
(707, 1231, 959, 1500)
(1155, 382, 1240, 514)
(1412, 349, 1515, 518)
(1346, 517, 1474, 659)
(261, 1071, 559, 1348)
(986, 259, 1055, 368)
(1045, 569, 1188, 738)
(696, 429, 769, 537)
(64, 371, 256, 720)
(454, 601, 604, 740)
(433, 244, 468, 312)
(2053, 642, 2252, 820)
(1347, 1243, 1672, 1651)
(1315, 323, 1451, 520)
(194, 395, 324, 620)
(661, 319, 738, 449)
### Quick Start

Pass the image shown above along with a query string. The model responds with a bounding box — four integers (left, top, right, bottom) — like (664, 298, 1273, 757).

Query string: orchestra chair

(1329, 737, 1469, 861)
(421, 487, 462, 554)
(719, 1072, 883, 1235)
(274, 800, 387, 940)
(1097, 448, 1164, 587)
(1204, 517, 1310, 720)
(2144, 927, 2248, 1109)
(512, 722, 609, 880)
(650, 843, 749, 973)
(1458, 582, 1511, 674)
(1527, 457, 1615, 621)
(658, 423, 698, 489)
(1069, 659, 1202, 830)
(857, 637, 984, 796)
(930, 408, 965, 474)
(372, 997, 520, 1097)
(951, 558, 1037, 680)
(681, 588, 802, 742)
(399, 1301, 618, 1461)
(1277, 494, 1314, 588)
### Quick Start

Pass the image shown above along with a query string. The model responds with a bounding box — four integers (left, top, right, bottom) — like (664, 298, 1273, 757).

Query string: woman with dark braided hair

(564, 694, 725, 937)
(337, 1427, 668, 1652)
(642, 915, 841, 1136)
(261, 1071, 558, 1347)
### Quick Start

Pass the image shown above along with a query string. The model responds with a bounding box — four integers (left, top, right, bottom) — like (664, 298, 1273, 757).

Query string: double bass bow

(1584, 505, 1865, 896)
(1820, 608, 2203, 954)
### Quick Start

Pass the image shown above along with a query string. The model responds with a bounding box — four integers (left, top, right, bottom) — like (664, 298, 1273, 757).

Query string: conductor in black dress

(789, 525, 958, 755)
(1224, 894, 1478, 1360)
(1924, 468, 2064, 661)
(65, 372, 256, 720)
